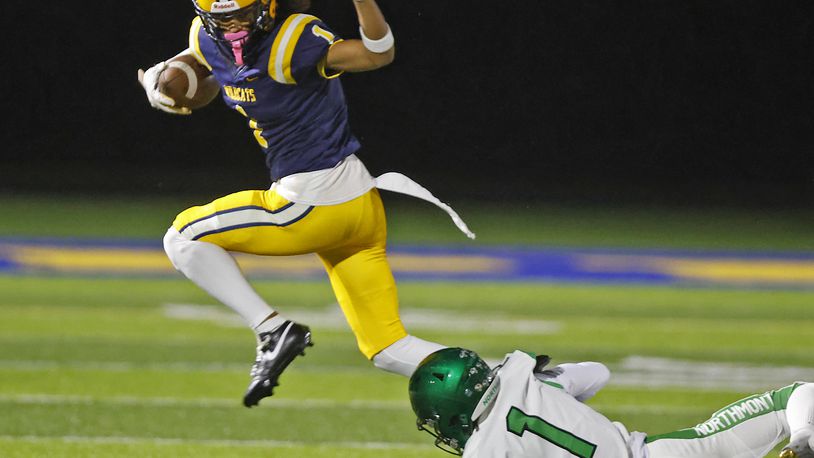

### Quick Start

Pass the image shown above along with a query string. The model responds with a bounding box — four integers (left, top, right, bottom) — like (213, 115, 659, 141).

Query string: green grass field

(1, 195, 812, 457)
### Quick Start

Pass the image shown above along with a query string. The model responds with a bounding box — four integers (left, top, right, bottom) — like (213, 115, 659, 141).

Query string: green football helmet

(408, 348, 492, 455)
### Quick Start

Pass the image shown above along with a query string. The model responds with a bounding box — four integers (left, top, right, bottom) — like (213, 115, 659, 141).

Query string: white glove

(137, 61, 191, 115)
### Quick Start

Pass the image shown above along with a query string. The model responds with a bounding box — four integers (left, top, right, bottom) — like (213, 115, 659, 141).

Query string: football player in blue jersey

(138, 0, 475, 408)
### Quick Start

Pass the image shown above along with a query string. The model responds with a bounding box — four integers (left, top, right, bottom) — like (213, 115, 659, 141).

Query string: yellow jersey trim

(311, 24, 335, 43)
(188, 17, 212, 71)
(317, 39, 345, 80)
(268, 14, 318, 85)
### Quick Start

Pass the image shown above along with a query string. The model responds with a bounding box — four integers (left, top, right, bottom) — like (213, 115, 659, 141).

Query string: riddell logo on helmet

(211, 1, 240, 12)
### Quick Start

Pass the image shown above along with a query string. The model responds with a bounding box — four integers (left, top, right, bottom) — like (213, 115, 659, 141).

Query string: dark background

(4, 1, 814, 207)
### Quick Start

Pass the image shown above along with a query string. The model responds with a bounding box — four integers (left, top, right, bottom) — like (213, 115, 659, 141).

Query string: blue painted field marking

(0, 238, 813, 288)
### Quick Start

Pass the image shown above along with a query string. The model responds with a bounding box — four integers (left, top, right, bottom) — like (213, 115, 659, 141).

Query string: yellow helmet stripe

(188, 17, 212, 70)
(268, 14, 318, 84)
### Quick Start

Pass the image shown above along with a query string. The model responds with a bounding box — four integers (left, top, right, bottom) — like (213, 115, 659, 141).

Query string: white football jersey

(463, 351, 631, 458)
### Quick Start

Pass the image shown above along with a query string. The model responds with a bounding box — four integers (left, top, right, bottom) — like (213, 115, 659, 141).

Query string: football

(158, 54, 220, 110)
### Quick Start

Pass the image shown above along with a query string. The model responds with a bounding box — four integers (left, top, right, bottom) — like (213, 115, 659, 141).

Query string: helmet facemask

(409, 348, 493, 455)
(416, 414, 475, 455)
(192, 0, 277, 66)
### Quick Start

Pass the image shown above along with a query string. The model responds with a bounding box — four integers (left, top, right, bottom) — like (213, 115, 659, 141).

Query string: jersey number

(234, 105, 268, 148)
(506, 406, 597, 458)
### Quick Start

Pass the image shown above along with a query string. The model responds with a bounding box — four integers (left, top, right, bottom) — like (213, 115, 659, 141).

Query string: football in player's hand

(158, 54, 220, 110)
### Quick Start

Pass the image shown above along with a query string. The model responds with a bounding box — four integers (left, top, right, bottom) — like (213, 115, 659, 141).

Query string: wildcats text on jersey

(224, 86, 257, 103)
(188, 12, 361, 181)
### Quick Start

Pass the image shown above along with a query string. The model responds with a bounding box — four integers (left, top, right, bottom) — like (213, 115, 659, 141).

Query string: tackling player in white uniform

(408, 348, 814, 458)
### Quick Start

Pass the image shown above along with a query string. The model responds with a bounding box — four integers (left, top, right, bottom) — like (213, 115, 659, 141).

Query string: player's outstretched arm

(137, 49, 200, 115)
(537, 362, 611, 402)
(325, 0, 395, 72)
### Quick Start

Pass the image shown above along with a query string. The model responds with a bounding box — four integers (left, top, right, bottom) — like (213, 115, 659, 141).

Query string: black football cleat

(780, 449, 798, 458)
(780, 430, 814, 458)
(242, 321, 313, 407)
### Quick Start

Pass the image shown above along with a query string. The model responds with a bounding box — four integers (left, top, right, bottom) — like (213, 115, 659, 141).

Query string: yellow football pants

(171, 188, 407, 359)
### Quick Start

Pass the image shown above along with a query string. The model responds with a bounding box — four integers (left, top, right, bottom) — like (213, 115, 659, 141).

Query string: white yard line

(3, 357, 813, 391)
(0, 360, 247, 372)
(0, 434, 430, 450)
(612, 356, 814, 391)
(0, 360, 368, 373)
(164, 303, 562, 334)
(0, 393, 406, 410)
(0, 393, 706, 418)
(7, 302, 807, 392)
(2, 357, 812, 391)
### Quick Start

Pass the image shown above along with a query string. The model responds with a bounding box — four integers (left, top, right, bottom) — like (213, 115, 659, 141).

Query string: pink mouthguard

(224, 31, 249, 65)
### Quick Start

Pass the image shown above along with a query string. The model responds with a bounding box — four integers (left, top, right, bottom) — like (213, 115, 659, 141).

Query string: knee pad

(163, 227, 189, 270)
(789, 383, 814, 429)
(786, 384, 814, 456)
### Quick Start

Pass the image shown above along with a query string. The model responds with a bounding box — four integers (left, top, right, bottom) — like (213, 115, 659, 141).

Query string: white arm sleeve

(537, 362, 610, 402)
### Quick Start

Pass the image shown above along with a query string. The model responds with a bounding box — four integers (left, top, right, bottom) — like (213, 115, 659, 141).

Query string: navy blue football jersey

(189, 14, 361, 181)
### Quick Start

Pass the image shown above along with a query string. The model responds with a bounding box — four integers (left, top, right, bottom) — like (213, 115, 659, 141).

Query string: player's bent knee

(788, 383, 814, 426)
(163, 227, 191, 270)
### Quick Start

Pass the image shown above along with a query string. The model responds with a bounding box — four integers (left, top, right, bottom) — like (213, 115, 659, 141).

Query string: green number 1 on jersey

(506, 406, 597, 457)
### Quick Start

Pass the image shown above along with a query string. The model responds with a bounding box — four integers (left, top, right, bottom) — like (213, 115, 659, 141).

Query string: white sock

(787, 383, 814, 450)
(255, 314, 288, 335)
(163, 228, 283, 332)
(372, 335, 446, 377)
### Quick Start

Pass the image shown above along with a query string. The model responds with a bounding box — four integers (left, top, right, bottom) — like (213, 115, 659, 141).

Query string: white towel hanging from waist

(375, 172, 476, 240)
